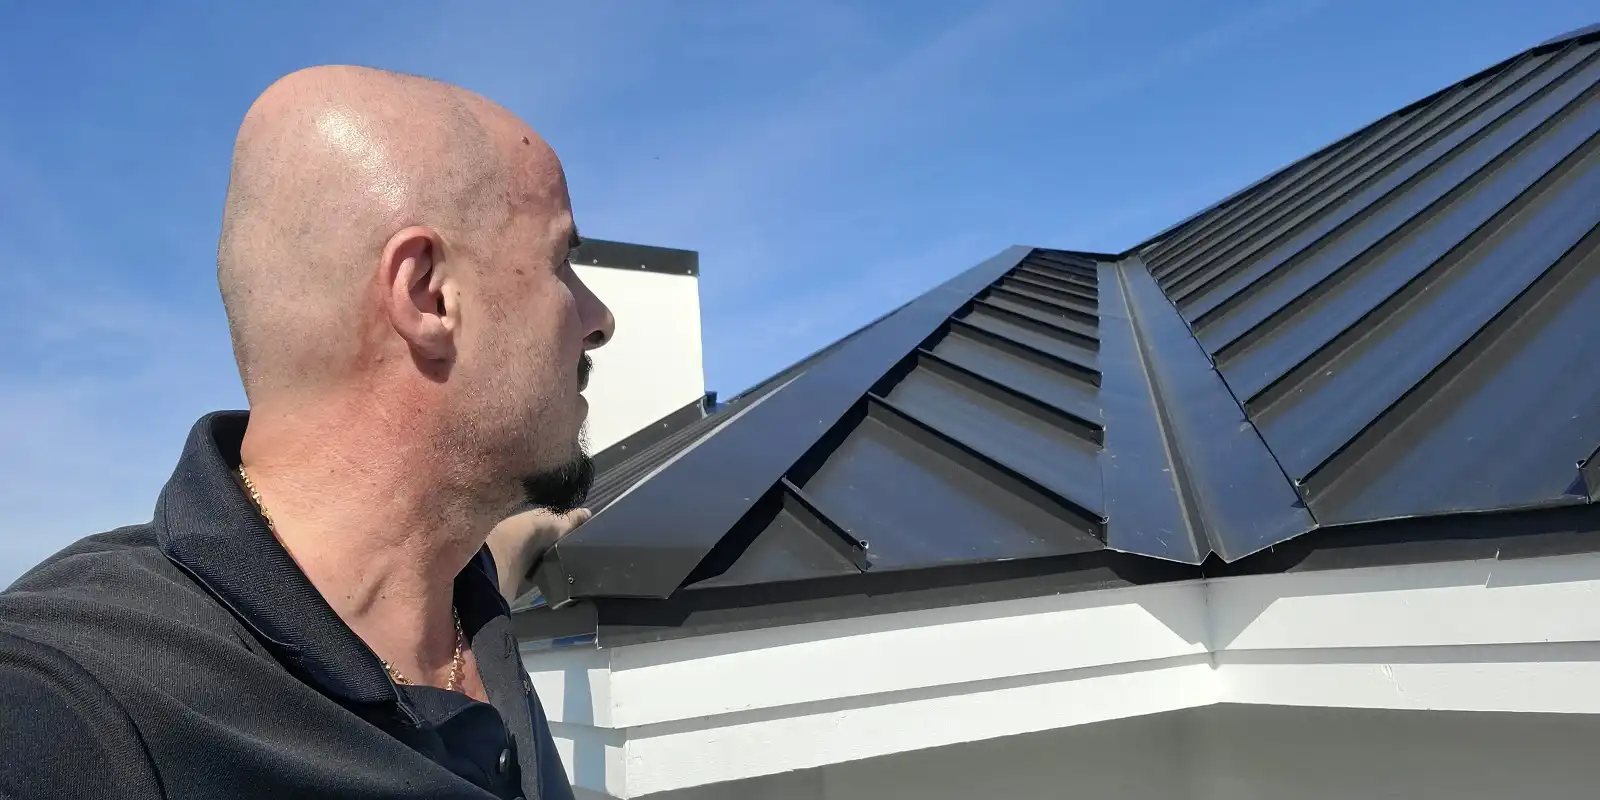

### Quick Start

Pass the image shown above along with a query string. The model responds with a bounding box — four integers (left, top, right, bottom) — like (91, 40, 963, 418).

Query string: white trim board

(524, 552, 1600, 798)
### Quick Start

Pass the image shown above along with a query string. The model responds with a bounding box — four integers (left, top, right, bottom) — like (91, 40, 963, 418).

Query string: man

(0, 65, 613, 800)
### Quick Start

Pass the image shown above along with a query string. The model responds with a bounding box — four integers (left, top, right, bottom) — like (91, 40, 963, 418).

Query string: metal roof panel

(1252, 136, 1600, 485)
(1217, 94, 1600, 401)
(791, 402, 1104, 573)
(1200, 63, 1600, 359)
(1173, 44, 1597, 315)
(1309, 225, 1600, 521)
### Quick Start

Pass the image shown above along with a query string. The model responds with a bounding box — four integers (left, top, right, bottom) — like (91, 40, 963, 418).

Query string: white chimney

(572, 238, 708, 455)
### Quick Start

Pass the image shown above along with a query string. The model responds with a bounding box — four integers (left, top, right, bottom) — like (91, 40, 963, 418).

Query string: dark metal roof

(1544, 23, 1600, 47)
(580, 298, 911, 514)
(1142, 34, 1600, 525)
(523, 27, 1600, 635)
(585, 396, 715, 511)
(507, 329, 882, 610)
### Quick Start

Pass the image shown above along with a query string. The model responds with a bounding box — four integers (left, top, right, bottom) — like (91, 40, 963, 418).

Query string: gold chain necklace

(238, 464, 467, 692)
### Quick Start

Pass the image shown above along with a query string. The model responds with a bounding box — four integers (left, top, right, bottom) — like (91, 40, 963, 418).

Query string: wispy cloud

(0, 140, 241, 585)
(1049, 0, 1330, 113)
(707, 228, 1002, 389)
(550, 0, 1075, 393)
(0, 291, 239, 586)
(578, 0, 1332, 391)
(574, 0, 1066, 287)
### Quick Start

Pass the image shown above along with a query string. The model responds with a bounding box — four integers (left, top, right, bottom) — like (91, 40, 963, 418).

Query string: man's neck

(237, 405, 504, 688)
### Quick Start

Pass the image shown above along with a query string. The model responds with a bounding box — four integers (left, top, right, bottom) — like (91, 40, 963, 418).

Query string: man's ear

(381, 226, 454, 360)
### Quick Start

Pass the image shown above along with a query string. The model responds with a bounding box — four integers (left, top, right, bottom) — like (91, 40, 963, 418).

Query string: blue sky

(2, 0, 1593, 583)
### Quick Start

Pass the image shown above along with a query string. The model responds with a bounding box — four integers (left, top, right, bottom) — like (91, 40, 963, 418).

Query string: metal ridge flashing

(1093, 260, 1203, 562)
(534, 245, 1039, 606)
(1110, 257, 1315, 562)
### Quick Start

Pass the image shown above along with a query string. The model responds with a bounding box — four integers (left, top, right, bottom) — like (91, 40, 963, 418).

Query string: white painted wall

(526, 552, 1600, 797)
(574, 264, 705, 453)
(648, 705, 1600, 800)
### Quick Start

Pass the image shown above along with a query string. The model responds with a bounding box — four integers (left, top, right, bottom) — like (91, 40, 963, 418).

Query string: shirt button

(498, 748, 512, 774)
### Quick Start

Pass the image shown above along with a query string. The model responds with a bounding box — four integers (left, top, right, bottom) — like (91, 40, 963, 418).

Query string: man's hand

(485, 507, 593, 603)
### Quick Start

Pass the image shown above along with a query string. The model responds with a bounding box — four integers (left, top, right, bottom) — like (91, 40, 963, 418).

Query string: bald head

(218, 65, 613, 515)
(217, 65, 563, 400)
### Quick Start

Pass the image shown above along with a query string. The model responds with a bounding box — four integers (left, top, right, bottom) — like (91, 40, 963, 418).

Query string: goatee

(520, 452, 594, 515)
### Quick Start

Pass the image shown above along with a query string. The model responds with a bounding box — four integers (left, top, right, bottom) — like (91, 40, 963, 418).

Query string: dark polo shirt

(0, 411, 575, 800)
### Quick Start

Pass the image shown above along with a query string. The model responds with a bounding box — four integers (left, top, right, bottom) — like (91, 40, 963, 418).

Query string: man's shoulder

(5, 523, 189, 616)
(0, 624, 167, 798)
(0, 525, 202, 798)
(8, 523, 164, 591)
(1, 523, 246, 669)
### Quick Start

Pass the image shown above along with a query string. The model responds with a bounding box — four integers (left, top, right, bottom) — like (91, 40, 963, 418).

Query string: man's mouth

(577, 354, 592, 393)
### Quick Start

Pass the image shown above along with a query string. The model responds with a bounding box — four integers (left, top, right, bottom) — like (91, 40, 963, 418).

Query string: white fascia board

(623, 656, 1217, 794)
(1219, 644, 1600, 714)
(604, 581, 1211, 728)
(523, 551, 1600, 797)
(1206, 554, 1600, 650)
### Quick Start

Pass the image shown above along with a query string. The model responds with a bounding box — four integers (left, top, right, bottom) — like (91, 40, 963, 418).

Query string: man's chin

(519, 450, 594, 515)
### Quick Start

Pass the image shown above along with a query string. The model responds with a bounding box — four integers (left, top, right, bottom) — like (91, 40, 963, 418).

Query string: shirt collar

(155, 410, 506, 708)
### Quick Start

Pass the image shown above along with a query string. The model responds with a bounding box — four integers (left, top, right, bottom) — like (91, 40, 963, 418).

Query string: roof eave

(523, 548, 1600, 797)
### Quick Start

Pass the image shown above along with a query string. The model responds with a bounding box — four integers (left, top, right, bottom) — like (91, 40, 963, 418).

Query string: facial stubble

(519, 353, 595, 514)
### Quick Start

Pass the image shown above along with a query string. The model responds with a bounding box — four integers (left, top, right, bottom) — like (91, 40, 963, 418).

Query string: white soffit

(525, 552, 1600, 797)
